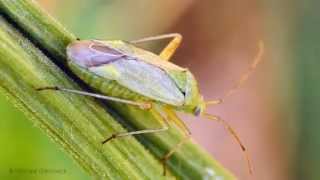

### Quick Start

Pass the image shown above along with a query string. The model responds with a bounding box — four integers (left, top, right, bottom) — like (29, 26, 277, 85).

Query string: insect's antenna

(203, 113, 253, 174)
(206, 41, 264, 106)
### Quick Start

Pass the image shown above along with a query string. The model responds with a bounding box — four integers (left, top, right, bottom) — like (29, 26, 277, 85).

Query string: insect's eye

(90, 44, 123, 56)
(194, 106, 202, 116)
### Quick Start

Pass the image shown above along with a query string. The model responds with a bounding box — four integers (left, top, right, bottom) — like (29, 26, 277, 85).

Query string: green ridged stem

(0, 16, 173, 179)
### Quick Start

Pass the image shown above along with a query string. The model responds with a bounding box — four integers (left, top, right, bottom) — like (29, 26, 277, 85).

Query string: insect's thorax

(170, 71, 206, 116)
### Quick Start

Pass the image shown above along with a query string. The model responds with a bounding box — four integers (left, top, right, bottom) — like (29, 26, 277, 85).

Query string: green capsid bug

(37, 33, 264, 175)
(67, 39, 205, 115)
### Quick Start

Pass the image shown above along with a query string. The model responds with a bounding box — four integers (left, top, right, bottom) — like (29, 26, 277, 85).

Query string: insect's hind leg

(130, 33, 182, 61)
(36, 86, 152, 110)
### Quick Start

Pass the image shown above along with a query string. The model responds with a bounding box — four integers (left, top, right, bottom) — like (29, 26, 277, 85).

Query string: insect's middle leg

(130, 33, 182, 61)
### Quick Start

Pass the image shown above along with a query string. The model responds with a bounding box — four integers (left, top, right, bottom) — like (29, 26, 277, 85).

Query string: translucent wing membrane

(90, 59, 185, 106)
(67, 40, 125, 68)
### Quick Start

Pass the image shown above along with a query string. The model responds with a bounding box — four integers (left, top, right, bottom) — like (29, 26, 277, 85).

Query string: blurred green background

(0, 0, 319, 179)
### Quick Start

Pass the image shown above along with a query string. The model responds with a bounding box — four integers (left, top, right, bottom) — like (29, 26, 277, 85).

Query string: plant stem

(0, 0, 236, 179)
(0, 16, 172, 179)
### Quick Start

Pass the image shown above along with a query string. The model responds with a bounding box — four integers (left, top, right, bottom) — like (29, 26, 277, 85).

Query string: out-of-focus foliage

(0, 95, 88, 180)
(293, 1, 320, 180)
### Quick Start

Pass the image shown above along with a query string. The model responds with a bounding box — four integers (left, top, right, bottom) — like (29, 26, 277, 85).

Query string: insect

(37, 33, 263, 175)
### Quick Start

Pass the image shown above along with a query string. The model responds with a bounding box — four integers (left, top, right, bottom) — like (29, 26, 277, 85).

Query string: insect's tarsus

(203, 113, 253, 174)
(36, 86, 60, 91)
(101, 134, 117, 144)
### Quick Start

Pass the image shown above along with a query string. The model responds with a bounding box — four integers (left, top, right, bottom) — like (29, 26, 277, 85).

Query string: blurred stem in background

(263, 0, 297, 179)
(293, 0, 320, 180)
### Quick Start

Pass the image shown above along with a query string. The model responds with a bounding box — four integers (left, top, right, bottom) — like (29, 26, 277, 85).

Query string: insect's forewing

(90, 58, 185, 106)
(68, 40, 186, 106)
(132, 48, 186, 72)
(100, 40, 186, 72)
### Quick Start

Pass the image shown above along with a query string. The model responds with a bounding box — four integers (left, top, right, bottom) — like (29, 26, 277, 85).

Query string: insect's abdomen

(69, 62, 150, 102)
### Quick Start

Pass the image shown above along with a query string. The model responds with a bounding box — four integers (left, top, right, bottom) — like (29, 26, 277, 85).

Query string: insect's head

(192, 96, 224, 116)
(67, 39, 125, 68)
